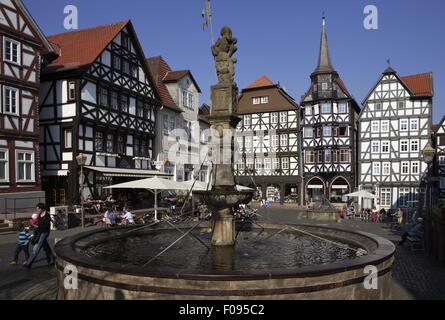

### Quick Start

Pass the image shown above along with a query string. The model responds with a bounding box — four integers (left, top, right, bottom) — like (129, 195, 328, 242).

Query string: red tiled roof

(336, 78, 350, 96)
(146, 56, 181, 112)
(163, 70, 189, 82)
(245, 75, 274, 89)
(400, 73, 433, 97)
(47, 21, 128, 69)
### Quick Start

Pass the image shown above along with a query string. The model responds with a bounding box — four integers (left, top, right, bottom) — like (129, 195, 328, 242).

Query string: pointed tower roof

(313, 16, 335, 75)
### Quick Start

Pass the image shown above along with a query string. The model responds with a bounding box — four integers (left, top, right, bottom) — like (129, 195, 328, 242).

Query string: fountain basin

(55, 222, 395, 300)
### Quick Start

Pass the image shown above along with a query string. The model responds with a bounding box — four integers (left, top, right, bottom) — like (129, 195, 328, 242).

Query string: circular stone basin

(55, 222, 395, 300)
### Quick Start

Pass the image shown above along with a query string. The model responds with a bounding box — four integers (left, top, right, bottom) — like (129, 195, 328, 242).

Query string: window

(282, 158, 289, 170)
(246, 158, 254, 170)
(304, 127, 313, 138)
(264, 158, 271, 170)
(401, 162, 409, 174)
(373, 162, 381, 175)
(383, 163, 390, 175)
(305, 151, 314, 164)
(333, 150, 338, 163)
(381, 141, 390, 153)
(64, 129, 73, 149)
(113, 55, 121, 71)
(410, 119, 419, 131)
(122, 60, 130, 75)
(106, 134, 114, 153)
(169, 117, 175, 132)
(162, 114, 169, 131)
(67, 81, 76, 101)
(252, 96, 269, 105)
(324, 150, 332, 163)
(339, 126, 348, 137)
(372, 141, 380, 153)
(280, 112, 288, 124)
(317, 150, 323, 164)
(121, 33, 129, 49)
(253, 97, 261, 105)
(400, 119, 408, 131)
(321, 103, 331, 113)
(412, 162, 419, 175)
(271, 113, 278, 124)
(323, 126, 332, 137)
(110, 91, 118, 110)
(439, 156, 445, 166)
(322, 82, 328, 90)
(100, 87, 108, 106)
(243, 115, 252, 127)
(118, 136, 125, 154)
(95, 132, 104, 152)
(271, 135, 279, 148)
(137, 101, 144, 118)
(261, 96, 269, 104)
(4, 37, 20, 64)
(400, 140, 408, 152)
(411, 140, 419, 152)
(245, 136, 252, 148)
(381, 121, 389, 132)
(0, 150, 9, 182)
(398, 101, 405, 109)
(338, 102, 347, 113)
(188, 93, 194, 110)
(305, 106, 313, 116)
(381, 188, 391, 207)
(120, 95, 128, 113)
(272, 158, 279, 170)
(134, 138, 140, 156)
(255, 159, 262, 172)
(440, 178, 445, 189)
(280, 134, 288, 147)
(3, 87, 18, 114)
(16, 152, 34, 182)
(339, 150, 349, 163)
(375, 103, 382, 111)
(131, 64, 138, 78)
(371, 121, 379, 133)
(399, 188, 410, 207)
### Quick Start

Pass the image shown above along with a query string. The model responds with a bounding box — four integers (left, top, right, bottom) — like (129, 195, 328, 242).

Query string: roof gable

(163, 70, 202, 93)
(245, 75, 274, 90)
(400, 73, 433, 97)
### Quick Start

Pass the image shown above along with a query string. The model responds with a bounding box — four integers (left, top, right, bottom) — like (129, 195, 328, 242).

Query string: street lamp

(422, 143, 436, 255)
(76, 153, 87, 228)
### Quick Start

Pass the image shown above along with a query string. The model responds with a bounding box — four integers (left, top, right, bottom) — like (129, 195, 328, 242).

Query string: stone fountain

(54, 27, 396, 300)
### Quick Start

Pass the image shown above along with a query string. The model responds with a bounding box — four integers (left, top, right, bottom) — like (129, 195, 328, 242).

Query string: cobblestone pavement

(0, 209, 444, 300)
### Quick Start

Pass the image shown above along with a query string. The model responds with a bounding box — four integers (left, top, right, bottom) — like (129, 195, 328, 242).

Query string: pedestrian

(399, 218, 424, 246)
(24, 203, 55, 269)
(10, 223, 31, 265)
(396, 208, 404, 225)
(379, 208, 386, 223)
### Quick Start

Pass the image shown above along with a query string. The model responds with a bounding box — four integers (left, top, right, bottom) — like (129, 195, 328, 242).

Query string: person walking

(24, 203, 55, 269)
(10, 223, 31, 265)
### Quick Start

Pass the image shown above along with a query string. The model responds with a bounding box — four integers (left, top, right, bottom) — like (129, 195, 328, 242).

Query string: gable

(363, 73, 411, 105)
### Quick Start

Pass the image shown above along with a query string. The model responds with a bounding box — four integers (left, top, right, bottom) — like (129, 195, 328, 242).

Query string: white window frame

(280, 134, 288, 147)
(304, 127, 313, 138)
(401, 162, 409, 175)
(243, 115, 252, 127)
(16, 150, 35, 183)
(281, 157, 289, 170)
(338, 102, 347, 113)
(305, 106, 313, 116)
(400, 140, 409, 153)
(371, 121, 380, 133)
(439, 156, 445, 166)
(373, 162, 381, 175)
(3, 37, 21, 65)
(64, 129, 73, 149)
(271, 135, 279, 148)
(261, 96, 269, 104)
(410, 119, 419, 131)
(381, 141, 390, 154)
(372, 141, 380, 153)
(381, 188, 391, 207)
(279, 112, 288, 124)
(400, 119, 408, 131)
(323, 126, 332, 137)
(264, 158, 271, 170)
(245, 136, 252, 149)
(411, 140, 419, 152)
(305, 151, 314, 164)
(321, 103, 331, 114)
(271, 112, 278, 124)
(321, 82, 328, 90)
(382, 162, 390, 176)
(252, 97, 261, 105)
(3, 86, 19, 115)
(0, 149, 9, 182)
(381, 120, 389, 132)
(411, 162, 419, 175)
(399, 188, 410, 207)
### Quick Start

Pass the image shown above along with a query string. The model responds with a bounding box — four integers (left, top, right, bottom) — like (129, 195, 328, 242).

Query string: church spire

(313, 15, 335, 75)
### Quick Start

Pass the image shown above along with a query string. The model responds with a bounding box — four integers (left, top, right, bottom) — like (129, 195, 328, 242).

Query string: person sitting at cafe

(121, 207, 135, 226)
(104, 207, 117, 227)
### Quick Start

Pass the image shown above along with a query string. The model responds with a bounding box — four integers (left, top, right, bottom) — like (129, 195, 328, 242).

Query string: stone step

(0, 223, 9, 228)
(0, 226, 15, 234)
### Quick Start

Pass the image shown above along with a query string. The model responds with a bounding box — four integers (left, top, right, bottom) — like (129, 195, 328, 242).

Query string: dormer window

(252, 96, 269, 105)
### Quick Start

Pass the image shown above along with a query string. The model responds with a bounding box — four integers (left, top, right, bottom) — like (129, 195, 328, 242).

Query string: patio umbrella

(105, 177, 188, 221)
(344, 190, 378, 199)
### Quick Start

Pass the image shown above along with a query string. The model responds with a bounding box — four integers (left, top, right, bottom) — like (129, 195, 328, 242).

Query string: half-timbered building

(300, 17, 361, 206)
(433, 116, 445, 201)
(0, 0, 57, 213)
(147, 56, 208, 183)
(235, 75, 301, 204)
(359, 68, 433, 211)
(39, 21, 164, 206)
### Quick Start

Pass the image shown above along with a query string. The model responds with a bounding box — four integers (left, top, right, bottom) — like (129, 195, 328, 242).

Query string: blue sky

(25, 0, 444, 123)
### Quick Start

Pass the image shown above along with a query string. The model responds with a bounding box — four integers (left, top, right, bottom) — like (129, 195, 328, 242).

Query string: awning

(41, 170, 69, 177)
(85, 166, 173, 178)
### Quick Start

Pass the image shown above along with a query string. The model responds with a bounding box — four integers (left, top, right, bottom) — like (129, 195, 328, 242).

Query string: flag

(202, 0, 212, 30)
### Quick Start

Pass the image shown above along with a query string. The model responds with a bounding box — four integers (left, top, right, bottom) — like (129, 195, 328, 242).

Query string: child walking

(10, 223, 31, 265)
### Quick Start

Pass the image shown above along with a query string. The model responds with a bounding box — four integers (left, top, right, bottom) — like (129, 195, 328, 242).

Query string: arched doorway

(330, 177, 351, 204)
(306, 177, 325, 203)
